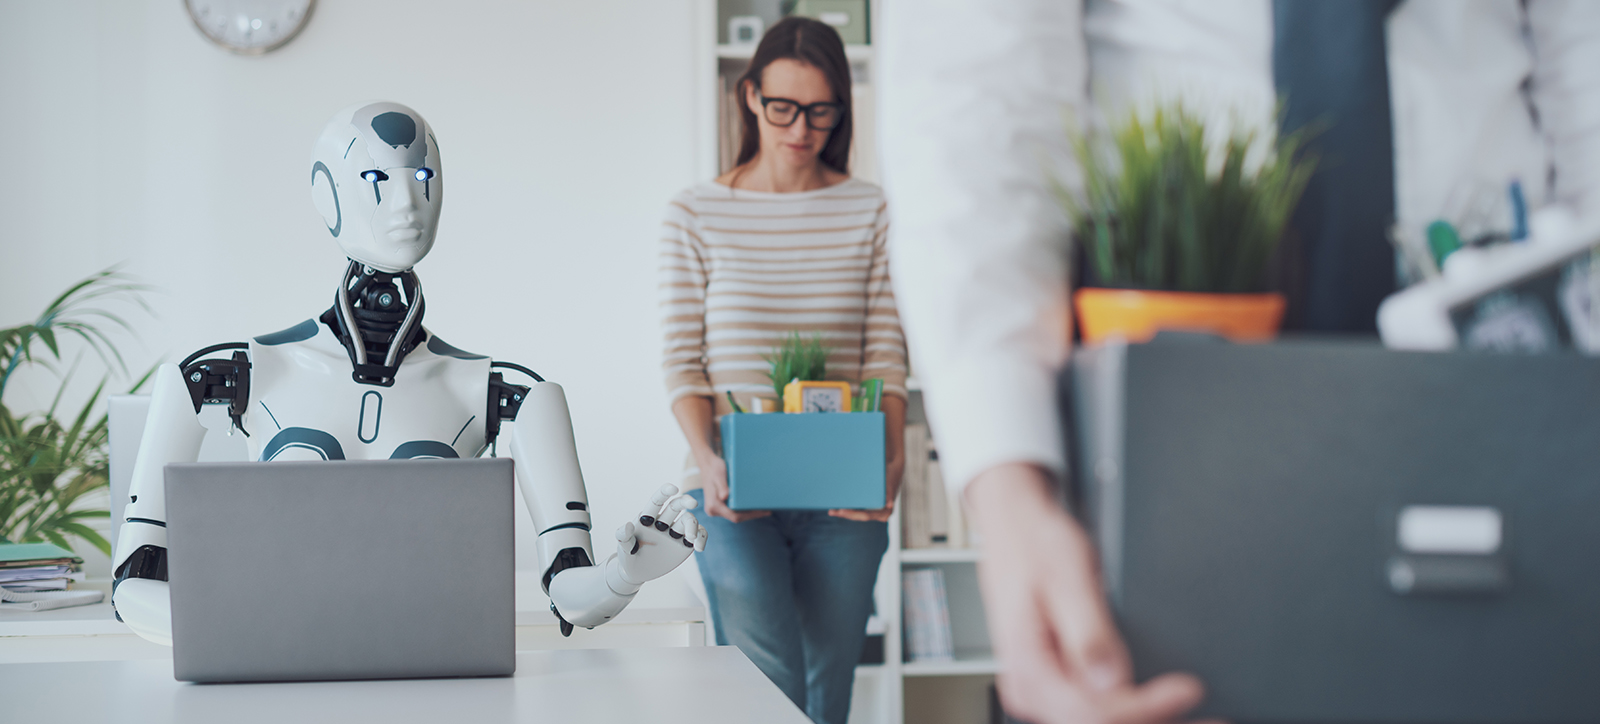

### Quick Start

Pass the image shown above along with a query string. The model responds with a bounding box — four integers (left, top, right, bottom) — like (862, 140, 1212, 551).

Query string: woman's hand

(696, 448, 772, 523)
(829, 449, 903, 521)
(673, 396, 770, 524)
(831, 394, 907, 522)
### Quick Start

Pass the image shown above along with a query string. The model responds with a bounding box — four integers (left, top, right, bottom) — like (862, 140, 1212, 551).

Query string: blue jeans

(687, 489, 888, 724)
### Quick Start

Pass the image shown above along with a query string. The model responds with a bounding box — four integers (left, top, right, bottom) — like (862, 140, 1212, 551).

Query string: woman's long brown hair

(733, 16, 853, 175)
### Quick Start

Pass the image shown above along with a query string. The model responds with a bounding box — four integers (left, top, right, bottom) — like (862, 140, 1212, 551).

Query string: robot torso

(244, 319, 491, 462)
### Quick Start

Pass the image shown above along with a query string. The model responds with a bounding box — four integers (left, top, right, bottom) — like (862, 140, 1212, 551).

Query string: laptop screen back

(165, 458, 515, 682)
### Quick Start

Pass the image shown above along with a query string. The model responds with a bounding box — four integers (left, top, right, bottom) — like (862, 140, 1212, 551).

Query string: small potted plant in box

(1056, 104, 1317, 343)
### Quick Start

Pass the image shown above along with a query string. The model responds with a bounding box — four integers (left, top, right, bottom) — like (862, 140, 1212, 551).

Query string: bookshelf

(854, 449, 996, 724)
(695, 3, 995, 722)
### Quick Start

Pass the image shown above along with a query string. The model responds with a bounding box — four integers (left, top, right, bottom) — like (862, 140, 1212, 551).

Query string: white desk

(2, 646, 808, 723)
(0, 573, 708, 664)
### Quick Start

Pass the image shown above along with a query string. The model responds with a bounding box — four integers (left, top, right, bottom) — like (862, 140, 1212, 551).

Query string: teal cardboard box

(721, 412, 885, 510)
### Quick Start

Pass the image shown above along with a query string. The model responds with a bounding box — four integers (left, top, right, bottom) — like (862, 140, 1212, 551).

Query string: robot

(110, 101, 707, 646)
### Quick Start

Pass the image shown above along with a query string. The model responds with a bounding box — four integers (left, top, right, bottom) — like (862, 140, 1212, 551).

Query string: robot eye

(414, 168, 434, 182)
(361, 170, 389, 203)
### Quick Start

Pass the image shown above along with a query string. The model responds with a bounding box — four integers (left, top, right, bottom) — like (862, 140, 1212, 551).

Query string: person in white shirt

(878, 2, 1600, 723)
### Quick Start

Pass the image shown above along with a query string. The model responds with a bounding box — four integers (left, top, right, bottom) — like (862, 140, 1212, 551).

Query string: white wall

(0, 0, 707, 568)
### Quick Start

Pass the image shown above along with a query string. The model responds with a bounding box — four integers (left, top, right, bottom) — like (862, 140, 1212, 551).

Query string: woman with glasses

(657, 16, 907, 724)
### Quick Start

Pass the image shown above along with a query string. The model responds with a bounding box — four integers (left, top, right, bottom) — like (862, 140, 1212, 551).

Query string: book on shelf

(717, 72, 743, 175)
(900, 425, 975, 549)
(901, 567, 954, 662)
(935, 450, 968, 549)
(925, 443, 949, 545)
(901, 423, 929, 547)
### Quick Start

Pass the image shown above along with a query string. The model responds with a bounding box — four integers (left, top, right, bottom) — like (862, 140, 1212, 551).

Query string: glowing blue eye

(415, 168, 434, 182)
(361, 169, 389, 183)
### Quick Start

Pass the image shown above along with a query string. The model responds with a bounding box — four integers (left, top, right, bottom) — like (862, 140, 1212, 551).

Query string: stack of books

(0, 542, 102, 611)
(902, 567, 954, 662)
(900, 424, 976, 549)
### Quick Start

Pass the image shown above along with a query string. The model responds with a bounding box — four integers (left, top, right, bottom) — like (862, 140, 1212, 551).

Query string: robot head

(310, 102, 443, 273)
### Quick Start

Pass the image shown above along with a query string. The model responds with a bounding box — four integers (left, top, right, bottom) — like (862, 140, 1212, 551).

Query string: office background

(0, 0, 712, 574)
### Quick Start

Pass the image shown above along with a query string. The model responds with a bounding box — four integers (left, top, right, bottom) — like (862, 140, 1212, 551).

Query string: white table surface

(2, 646, 808, 724)
(0, 572, 705, 637)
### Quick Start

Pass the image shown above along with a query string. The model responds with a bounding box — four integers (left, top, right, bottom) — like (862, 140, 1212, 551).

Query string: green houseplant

(1056, 103, 1317, 342)
(0, 269, 151, 555)
(763, 332, 830, 404)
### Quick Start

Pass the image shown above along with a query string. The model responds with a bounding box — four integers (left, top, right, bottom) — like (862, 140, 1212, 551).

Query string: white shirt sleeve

(879, 0, 1089, 493)
(1526, 0, 1600, 219)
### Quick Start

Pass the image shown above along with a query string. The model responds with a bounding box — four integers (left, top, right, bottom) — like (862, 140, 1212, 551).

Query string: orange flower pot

(1074, 288, 1286, 344)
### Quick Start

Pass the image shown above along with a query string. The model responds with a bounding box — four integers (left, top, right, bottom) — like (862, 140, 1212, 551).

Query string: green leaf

(53, 521, 111, 557)
(764, 331, 832, 400)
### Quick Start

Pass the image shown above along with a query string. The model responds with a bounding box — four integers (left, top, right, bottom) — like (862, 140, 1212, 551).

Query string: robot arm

(110, 364, 208, 645)
(502, 376, 706, 635)
(111, 345, 251, 645)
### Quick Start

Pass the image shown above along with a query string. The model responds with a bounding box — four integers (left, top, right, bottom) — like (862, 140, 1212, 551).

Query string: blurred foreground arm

(965, 463, 1206, 724)
(880, 1, 1206, 721)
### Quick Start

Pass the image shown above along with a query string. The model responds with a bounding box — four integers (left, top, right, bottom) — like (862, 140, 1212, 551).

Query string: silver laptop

(164, 458, 516, 683)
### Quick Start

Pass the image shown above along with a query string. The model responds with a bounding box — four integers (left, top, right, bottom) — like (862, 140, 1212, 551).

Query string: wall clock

(184, 0, 315, 55)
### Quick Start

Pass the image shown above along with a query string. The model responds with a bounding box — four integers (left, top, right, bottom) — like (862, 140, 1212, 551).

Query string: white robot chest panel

(244, 320, 492, 462)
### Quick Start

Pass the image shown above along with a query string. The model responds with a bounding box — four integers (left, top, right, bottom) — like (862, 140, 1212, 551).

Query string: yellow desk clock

(783, 380, 853, 413)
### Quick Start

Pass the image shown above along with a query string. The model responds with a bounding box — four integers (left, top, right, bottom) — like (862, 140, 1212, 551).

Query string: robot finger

(670, 514, 697, 547)
(617, 521, 640, 555)
(686, 516, 705, 550)
(666, 494, 695, 517)
(647, 493, 691, 532)
(639, 484, 679, 527)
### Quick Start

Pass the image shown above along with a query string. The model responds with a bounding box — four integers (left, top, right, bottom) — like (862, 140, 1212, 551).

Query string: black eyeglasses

(758, 92, 845, 131)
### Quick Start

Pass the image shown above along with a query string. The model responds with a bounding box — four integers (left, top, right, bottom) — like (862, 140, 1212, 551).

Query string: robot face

(310, 102, 443, 273)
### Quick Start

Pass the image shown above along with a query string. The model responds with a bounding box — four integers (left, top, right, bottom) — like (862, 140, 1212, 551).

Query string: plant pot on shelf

(1074, 287, 1286, 344)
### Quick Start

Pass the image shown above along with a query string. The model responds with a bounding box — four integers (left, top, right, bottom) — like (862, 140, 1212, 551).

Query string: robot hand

(613, 484, 707, 588)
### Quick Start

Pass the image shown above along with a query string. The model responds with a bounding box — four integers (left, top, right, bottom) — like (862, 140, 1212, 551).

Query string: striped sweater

(659, 178, 909, 418)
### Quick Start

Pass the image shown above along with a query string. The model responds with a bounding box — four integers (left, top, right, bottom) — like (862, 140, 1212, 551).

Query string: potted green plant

(1056, 104, 1317, 343)
(1, 269, 151, 555)
(761, 331, 830, 412)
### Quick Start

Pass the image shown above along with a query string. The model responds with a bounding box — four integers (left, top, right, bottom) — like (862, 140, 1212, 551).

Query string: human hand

(829, 449, 905, 522)
(966, 463, 1214, 724)
(695, 449, 771, 523)
(615, 484, 708, 586)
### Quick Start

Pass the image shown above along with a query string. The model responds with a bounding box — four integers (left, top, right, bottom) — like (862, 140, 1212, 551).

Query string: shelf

(899, 548, 981, 564)
(716, 43, 874, 61)
(902, 654, 998, 677)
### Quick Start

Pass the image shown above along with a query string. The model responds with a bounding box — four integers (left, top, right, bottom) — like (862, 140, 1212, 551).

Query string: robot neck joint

(323, 261, 426, 386)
